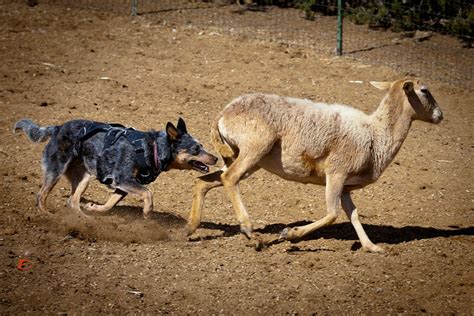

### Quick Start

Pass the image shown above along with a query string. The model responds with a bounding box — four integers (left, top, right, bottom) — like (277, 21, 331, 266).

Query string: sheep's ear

(370, 81, 391, 91)
(402, 80, 414, 92)
(166, 122, 180, 140)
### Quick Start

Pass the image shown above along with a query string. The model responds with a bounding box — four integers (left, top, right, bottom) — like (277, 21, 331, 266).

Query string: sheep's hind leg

(280, 173, 345, 241)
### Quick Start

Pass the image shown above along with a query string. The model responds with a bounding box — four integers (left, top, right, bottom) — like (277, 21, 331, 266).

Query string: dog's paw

(66, 197, 73, 209)
(84, 202, 97, 211)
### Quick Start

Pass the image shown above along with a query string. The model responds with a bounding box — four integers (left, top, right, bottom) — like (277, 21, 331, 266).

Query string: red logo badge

(17, 258, 32, 271)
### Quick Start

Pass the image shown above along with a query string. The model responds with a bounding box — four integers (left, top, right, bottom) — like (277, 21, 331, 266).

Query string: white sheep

(186, 77, 443, 252)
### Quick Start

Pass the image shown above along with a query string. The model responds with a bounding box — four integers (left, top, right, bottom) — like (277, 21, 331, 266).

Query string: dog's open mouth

(188, 160, 209, 173)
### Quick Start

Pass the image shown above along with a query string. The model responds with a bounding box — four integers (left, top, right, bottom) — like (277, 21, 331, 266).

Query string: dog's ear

(166, 122, 180, 140)
(176, 117, 187, 135)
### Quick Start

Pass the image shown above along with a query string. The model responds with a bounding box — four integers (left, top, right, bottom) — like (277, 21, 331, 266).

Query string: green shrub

(350, 6, 372, 25)
(446, 7, 473, 40)
(295, 0, 316, 20)
(369, 4, 390, 29)
(286, 0, 474, 39)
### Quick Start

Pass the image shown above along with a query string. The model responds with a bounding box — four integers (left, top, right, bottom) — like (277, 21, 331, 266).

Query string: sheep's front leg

(220, 152, 265, 238)
(341, 192, 384, 253)
(221, 168, 253, 238)
(186, 170, 224, 236)
(280, 173, 346, 240)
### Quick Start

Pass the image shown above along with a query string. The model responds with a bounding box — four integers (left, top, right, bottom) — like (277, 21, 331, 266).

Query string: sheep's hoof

(254, 238, 266, 252)
(184, 224, 197, 237)
(279, 228, 289, 240)
(364, 244, 385, 253)
(240, 225, 253, 239)
(279, 227, 301, 241)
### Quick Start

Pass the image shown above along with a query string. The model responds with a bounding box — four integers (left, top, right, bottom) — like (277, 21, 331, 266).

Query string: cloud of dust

(36, 207, 187, 244)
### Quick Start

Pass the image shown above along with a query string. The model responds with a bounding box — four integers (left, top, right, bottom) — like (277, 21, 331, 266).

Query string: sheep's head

(371, 77, 444, 124)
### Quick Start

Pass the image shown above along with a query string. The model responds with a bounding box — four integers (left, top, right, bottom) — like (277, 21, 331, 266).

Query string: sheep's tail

(210, 119, 236, 166)
(13, 119, 58, 143)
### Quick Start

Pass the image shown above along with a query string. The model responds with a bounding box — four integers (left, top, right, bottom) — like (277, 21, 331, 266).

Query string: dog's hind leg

(280, 172, 346, 241)
(37, 138, 75, 212)
(37, 171, 61, 212)
(64, 162, 90, 212)
(85, 189, 127, 213)
(341, 192, 384, 253)
(37, 155, 68, 212)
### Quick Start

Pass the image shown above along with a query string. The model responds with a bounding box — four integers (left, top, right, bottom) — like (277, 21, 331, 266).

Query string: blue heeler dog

(14, 118, 218, 218)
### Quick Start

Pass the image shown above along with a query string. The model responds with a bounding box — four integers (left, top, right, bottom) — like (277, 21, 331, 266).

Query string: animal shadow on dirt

(62, 201, 473, 248)
(190, 220, 474, 251)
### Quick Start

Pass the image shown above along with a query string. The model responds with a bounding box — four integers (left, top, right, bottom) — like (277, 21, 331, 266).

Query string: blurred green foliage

(252, 0, 473, 40)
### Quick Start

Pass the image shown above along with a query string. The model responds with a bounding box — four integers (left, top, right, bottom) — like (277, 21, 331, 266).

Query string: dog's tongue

(189, 160, 209, 173)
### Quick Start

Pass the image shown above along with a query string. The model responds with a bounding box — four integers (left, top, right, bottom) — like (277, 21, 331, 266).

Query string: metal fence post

(131, 0, 138, 16)
(336, 0, 343, 56)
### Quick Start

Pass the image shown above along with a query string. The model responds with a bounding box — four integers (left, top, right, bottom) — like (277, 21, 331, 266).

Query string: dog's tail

(13, 119, 58, 143)
(210, 119, 236, 166)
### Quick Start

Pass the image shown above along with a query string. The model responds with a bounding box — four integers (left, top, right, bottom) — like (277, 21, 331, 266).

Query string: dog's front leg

(67, 173, 92, 212)
(85, 189, 127, 213)
(116, 183, 154, 219)
(141, 188, 154, 219)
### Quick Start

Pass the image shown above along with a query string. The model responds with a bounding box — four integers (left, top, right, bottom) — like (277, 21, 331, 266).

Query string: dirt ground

(1, 1, 473, 314)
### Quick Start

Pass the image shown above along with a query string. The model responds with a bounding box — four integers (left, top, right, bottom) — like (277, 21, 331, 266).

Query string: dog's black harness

(80, 122, 160, 185)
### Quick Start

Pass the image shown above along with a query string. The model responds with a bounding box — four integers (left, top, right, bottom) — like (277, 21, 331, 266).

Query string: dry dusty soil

(0, 1, 473, 314)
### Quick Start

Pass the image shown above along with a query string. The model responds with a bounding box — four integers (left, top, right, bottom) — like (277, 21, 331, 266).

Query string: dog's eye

(191, 145, 201, 155)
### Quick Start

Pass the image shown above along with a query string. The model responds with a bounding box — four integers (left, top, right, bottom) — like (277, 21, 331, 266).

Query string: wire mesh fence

(37, 0, 219, 14)
(14, 0, 474, 88)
